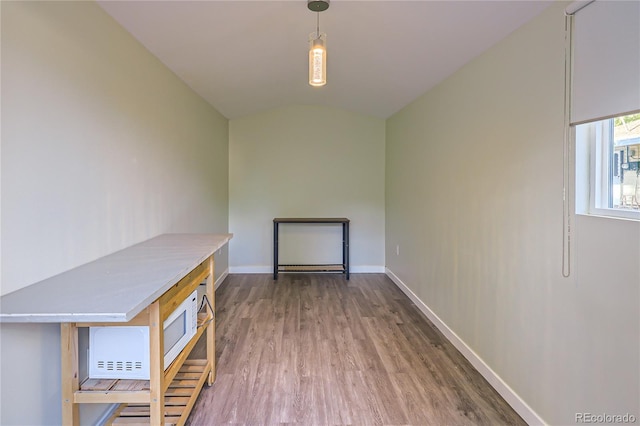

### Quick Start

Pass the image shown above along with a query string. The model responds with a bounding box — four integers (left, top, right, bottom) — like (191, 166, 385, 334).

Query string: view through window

(575, 113, 640, 219)
(612, 114, 640, 210)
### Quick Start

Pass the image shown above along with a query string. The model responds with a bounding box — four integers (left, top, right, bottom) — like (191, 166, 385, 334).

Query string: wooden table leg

(207, 255, 216, 385)
(149, 301, 164, 425)
(61, 323, 79, 426)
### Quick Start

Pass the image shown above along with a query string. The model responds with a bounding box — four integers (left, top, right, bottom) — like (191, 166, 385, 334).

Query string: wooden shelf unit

(62, 255, 216, 426)
(0, 234, 232, 426)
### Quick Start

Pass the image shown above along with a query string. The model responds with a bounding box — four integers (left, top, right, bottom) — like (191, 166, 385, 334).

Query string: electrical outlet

(396, 245, 400, 256)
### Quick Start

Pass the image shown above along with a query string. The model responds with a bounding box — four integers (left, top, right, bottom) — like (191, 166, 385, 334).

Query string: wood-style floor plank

(187, 274, 526, 425)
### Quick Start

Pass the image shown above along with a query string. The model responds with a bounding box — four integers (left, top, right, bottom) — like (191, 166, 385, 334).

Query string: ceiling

(98, 1, 553, 120)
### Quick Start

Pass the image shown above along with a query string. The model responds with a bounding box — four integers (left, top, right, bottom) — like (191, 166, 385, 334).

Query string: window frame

(576, 116, 640, 221)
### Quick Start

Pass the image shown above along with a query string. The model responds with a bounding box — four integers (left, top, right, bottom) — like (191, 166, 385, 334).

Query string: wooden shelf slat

(111, 417, 181, 425)
(75, 391, 150, 404)
(106, 359, 208, 426)
(80, 378, 118, 391)
(162, 315, 212, 392)
(120, 405, 185, 416)
(164, 396, 191, 406)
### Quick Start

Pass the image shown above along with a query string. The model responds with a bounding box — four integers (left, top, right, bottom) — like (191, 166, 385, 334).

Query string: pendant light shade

(309, 33, 327, 87)
(308, 0, 329, 87)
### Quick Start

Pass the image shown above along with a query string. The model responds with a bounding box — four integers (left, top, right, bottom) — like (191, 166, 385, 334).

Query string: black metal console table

(273, 218, 350, 280)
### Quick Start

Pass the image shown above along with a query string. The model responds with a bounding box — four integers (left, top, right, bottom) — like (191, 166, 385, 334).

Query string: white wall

(0, 1, 229, 424)
(229, 105, 385, 273)
(385, 2, 639, 425)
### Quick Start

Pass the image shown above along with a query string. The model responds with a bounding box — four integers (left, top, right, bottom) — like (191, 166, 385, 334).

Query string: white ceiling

(98, 1, 553, 120)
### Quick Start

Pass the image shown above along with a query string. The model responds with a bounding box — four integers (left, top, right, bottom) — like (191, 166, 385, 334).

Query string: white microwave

(89, 289, 198, 380)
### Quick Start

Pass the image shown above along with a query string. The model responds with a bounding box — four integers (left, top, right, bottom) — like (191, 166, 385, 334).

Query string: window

(575, 113, 640, 220)
(566, 0, 639, 221)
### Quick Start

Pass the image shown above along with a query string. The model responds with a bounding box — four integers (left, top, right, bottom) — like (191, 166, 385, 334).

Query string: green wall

(229, 105, 385, 273)
(385, 2, 639, 424)
(1, 2, 229, 424)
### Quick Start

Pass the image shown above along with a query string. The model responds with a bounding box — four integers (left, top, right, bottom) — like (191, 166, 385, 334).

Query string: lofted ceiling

(98, 0, 553, 120)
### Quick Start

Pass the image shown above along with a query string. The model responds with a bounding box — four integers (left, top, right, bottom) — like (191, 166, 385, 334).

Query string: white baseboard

(385, 268, 546, 426)
(214, 267, 229, 289)
(229, 265, 385, 274)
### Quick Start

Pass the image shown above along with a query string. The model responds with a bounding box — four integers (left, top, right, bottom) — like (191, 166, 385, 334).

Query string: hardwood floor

(187, 273, 526, 425)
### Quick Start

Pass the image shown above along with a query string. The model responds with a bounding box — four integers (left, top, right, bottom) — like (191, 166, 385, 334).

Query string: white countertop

(0, 233, 232, 323)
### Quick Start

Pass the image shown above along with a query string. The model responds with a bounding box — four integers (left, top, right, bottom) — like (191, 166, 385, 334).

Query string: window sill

(578, 208, 640, 221)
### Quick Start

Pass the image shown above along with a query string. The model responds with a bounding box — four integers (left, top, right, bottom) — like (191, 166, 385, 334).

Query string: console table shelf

(278, 264, 345, 272)
(273, 218, 350, 280)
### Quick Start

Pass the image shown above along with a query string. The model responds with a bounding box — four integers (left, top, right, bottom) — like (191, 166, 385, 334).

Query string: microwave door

(164, 310, 187, 364)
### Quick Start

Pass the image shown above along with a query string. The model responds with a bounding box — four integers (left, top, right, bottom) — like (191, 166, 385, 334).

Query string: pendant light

(308, 0, 329, 87)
